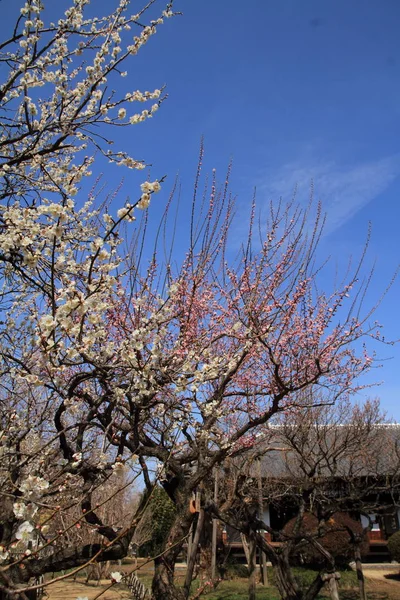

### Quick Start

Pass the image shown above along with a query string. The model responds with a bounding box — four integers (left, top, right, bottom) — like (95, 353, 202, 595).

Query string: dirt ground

(45, 578, 132, 600)
(363, 569, 400, 600)
(44, 561, 148, 599)
(43, 567, 400, 600)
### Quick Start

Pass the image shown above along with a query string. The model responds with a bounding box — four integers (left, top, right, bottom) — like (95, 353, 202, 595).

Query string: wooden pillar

(184, 507, 205, 596)
(187, 523, 193, 565)
(258, 459, 268, 585)
(211, 469, 219, 580)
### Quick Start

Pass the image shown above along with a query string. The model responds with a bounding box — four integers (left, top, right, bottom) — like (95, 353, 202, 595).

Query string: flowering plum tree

(0, 0, 176, 597)
(0, 1, 392, 600)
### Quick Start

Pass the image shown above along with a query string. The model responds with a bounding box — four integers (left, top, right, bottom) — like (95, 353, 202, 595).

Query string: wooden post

(240, 533, 256, 600)
(187, 523, 193, 566)
(258, 459, 268, 585)
(211, 469, 219, 580)
(322, 571, 341, 600)
(241, 533, 251, 565)
(354, 543, 367, 600)
(327, 573, 340, 600)
(248, 536, 257, 600)
(184, 508, 205, 596)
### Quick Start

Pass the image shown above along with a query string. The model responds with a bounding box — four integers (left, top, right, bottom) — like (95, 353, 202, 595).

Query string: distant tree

(136, 487, 176, 559)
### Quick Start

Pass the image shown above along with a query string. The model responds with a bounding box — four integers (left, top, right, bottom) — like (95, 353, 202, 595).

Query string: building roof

(243, 424, 400, 482)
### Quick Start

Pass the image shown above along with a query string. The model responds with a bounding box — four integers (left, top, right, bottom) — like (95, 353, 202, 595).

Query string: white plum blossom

(117, 206, 132, 220)
(39, 315, 57, 334)
(140, 180, 161, 194)
(19, 475, 50, 500)
(0, 546, 9, 562)
(15, 521, 34, 543)
(13, 502, 38, 520)
(111, 461, 125, 473)
(111, 571, 123, 583)
(13, 503, 26, 519)
(137, 193, 151, 210)
(71, 452, 83, 468)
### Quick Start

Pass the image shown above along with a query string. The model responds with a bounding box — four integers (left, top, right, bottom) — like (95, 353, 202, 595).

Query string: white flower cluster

(0, 0, 174, 212)
(137, 180, 161, 209)
(116, 180, 161, 220)
(117, 204, 136, 221)
(19, 475, 50, 500)
(0, 475, 52, 556)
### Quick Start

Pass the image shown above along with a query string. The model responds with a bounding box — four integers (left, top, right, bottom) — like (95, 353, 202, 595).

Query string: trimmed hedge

(388, 530, 400, 562)
(283, 512, 369, 568)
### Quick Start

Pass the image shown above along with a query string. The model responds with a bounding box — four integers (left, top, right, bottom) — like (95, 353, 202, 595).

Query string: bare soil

(364, 569, 400, 600)
(42, 566, 400, 600)
(45, 578, 132, 600)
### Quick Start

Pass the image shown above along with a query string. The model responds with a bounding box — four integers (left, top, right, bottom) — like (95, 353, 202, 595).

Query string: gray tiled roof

(244, 424, 400, 481)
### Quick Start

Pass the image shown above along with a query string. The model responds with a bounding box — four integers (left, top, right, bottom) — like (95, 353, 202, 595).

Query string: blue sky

(134, 0, 400, 419)
(2, 0, 400, 417)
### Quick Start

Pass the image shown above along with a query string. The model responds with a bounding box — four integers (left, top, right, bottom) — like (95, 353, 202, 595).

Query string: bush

(283, 512, 369, 568)
(388, 531, 400, 562)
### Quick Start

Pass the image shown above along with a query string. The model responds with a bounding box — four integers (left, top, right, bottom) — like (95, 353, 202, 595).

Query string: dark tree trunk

(0, 564, 41, 600)
(303, 574, 325, 600)
(151, 495, 194, 600)
(152, 555, 184, 600)
(272, 554, 303, 600)
(0, 585, 39, 600)
(252, 533, 303, 600)
(253, 531, 326, 600)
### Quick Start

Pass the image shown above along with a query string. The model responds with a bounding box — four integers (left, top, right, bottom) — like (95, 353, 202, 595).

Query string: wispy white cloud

(256, 154, 400, 235)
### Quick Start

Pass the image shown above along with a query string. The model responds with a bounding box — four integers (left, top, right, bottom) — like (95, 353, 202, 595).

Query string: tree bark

(303, 574, 325, 600)
(152, 555, 184, 600)
(151, 496, 194, 600)
(329, 577, 340, 600)
(272, 554, 303, 600)
(254, 531, 325, 600)
(253, 533, 302, 600)
(0, 583, 39, 600)
(183, 508, 205, 597)
(354, 543, 367, 600)
(214, 512, 326, 600)
(309, 538, 341, 600)
(240, 534, 257, 600)
(248, 537, 257, 600)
